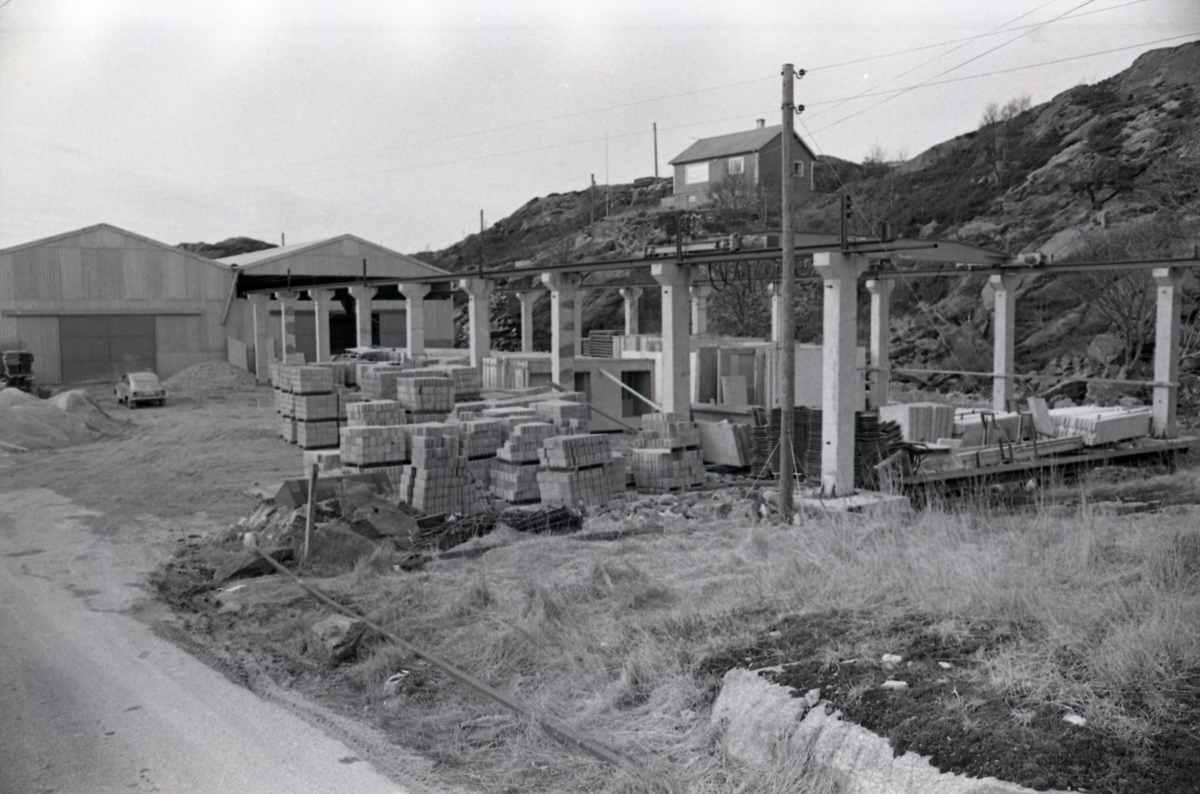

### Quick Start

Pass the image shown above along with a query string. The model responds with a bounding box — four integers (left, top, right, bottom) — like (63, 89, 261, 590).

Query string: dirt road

(0, 386, 426, 794)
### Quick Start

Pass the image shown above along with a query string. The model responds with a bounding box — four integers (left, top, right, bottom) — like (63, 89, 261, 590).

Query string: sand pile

(0, 387, 128, 450)
(164, 361, 258, 392)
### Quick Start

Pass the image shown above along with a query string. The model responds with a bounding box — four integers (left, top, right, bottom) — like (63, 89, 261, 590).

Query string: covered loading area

(220, 236, 457, 380)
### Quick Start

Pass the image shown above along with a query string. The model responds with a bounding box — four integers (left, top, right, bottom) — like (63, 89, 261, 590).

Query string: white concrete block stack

(397, 424, 475, 516)
(340, 399, 407, 491)
(880, 402, 954, 443)
(492, 421, 556, 503)
(532, 398, 590, 432)
(360, 364, 403, 400)
(450, 418, 504, 491)
(953, 410, 1023, 447)
(1047, 405, 1152, 446)
(631, 412, 705, 491)
(442, 364, 483, 403)
(303, 449, 342, 474)
(275, 365, 338, 449)
(396, 375, 454, 423)
(536, 434, 614, 510)
(481, 406, 540, 439)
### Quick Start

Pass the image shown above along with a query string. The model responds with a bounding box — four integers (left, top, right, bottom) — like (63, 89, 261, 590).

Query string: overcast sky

(1, 0, 1197, 255)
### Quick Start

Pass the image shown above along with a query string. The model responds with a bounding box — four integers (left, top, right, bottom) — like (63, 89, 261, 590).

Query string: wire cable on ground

(251, 548, 669, 793)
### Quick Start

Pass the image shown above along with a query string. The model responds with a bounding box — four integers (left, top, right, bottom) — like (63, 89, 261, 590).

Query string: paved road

(0, 486, 409, 794)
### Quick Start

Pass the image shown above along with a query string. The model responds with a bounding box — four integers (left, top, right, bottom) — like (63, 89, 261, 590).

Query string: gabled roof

(0, 223, 228, 272)
(668, 124, 817, 165)
(216, 234, 452, 278)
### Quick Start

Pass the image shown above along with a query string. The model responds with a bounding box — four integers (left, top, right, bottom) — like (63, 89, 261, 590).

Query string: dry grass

(303, 468, 1200, 792)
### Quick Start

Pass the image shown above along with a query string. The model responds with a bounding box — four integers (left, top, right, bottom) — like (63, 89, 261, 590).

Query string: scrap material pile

(631, 412, 706, 491)
(744, 407, 899, 488)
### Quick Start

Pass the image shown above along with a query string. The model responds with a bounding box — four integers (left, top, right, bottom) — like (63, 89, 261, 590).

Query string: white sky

(1, 0, 1197, 254)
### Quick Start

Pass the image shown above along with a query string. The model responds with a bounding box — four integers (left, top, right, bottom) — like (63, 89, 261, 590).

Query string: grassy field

(172, 462, 1200, 793)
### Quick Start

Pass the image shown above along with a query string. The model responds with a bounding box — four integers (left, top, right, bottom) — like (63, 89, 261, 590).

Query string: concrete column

(690, 283, 713, 335)
(768, 283, 782, 342)
(348, 285, 375, 350)
(813, 251, 869, 498)
(1152, 267, 1183, 438)
(651, 262, 693, 416)
(990, 274, 1020, 413)
(275, 290, 300, 363)
(541, 272, 582, 389)
(458, 277, 495, 368)
(517, 291, 539, 353)
(619, 287, 642, 336)
(248, 293, 271, 383)
(309, 289, 333, 363)
(399, 282, 432, 359)
(865, 279, 892, 410)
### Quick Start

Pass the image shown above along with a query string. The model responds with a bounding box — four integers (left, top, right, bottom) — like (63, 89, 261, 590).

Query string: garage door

(59, 315, 157, 383)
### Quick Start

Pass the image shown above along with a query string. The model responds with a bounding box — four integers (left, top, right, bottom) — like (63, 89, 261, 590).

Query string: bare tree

(979, 94, 1032, 184)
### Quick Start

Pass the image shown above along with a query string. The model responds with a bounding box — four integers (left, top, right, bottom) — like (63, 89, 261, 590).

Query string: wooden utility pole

(779, 64, 797, 523)
(653, 122, 659, 179)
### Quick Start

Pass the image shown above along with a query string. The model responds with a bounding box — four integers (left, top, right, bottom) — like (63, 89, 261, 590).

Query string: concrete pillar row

(1152, 267, 1183, 439)
(690, 283, 713, 336)
(813, 251, 869, 498)
(516, 291, 540, 353)
(247, 293, 272, 383)
(990, 274, 1021, 413)
(865, 279, 893, 411)
(398, 282, 432, 359)
(274, 290, 300, 364)
(308, 288, 334, 363)
(541, 272, 583, 389)
(651, 262, 693, 416)
(348, 285, 375, 350)
(619, 287, 643, 337)
(458, 277, 495, 368)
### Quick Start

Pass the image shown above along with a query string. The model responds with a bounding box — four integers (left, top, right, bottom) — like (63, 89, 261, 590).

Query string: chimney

(756, 119, 765, 129)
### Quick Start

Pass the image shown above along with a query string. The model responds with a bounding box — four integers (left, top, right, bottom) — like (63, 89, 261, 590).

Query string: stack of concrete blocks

(396, 374, 454, 423)
(1046, 405, 1152, 446)
(275, 365, 338, 449)
(879, 402, 955, 443)
(360, 364, 405, 401)
(493, 421, 556, 504)
(302, 449, 342, 475)
(532, 398, 590, 432)
(953, 409, 1023, 447)
(536, 434, 614, 510)
(335, 386, 365, 421)
(398, 424, 474, 516)
(453, 418, 504, 491)
(631, 412, 706, 492)
(442, 364, 483, 403)
(340, 400, 408, 492)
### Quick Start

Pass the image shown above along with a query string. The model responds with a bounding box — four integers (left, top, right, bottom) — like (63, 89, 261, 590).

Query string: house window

(685, 162, 710, 184)
(727, 156, 745, 175)
(791, 160, 805, 178)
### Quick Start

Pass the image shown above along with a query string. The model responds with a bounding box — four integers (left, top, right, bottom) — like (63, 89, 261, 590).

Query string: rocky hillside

(419, 41, 1200, 399)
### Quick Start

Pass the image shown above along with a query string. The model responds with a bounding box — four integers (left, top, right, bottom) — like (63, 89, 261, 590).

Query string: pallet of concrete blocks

(303, 449, 342, 474)
(630, 447, 706, 491)
(347, 399, 405, 428)
(396, 375, 455, 413)
(442, 365, 483, 402)
(399, 427, 473, 515)
(537, 465, 612, 511)
(879, 402, 954, 443)
(280, 415, 298, 444)
(456, 418, 505, 459)
(279, 365, 335, 396)
(293, 392, 338, 422)
(340, 425, 407, 467)
(359, 364, 403, 401)
(637, 412, 702, 450)
(532, 398, 590, 428)
(1047, 405, 1151, 447)
(297, 418, 339, 449)
(335, 387, 364, 420)
(539, 434, 611, 470)
(496, 421, 556, 463)
(275, 388, 296, 418)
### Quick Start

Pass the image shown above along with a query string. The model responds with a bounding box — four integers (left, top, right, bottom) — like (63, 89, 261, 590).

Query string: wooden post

(779, 63, 796, 521)
(303, 463, 318, 565)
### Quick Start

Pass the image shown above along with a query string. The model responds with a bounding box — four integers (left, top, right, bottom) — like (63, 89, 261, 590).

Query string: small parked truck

(0, 350, 34, 392)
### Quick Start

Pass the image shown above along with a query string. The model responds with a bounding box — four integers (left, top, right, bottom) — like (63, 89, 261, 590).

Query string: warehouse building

(0, 224, 455, 385)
